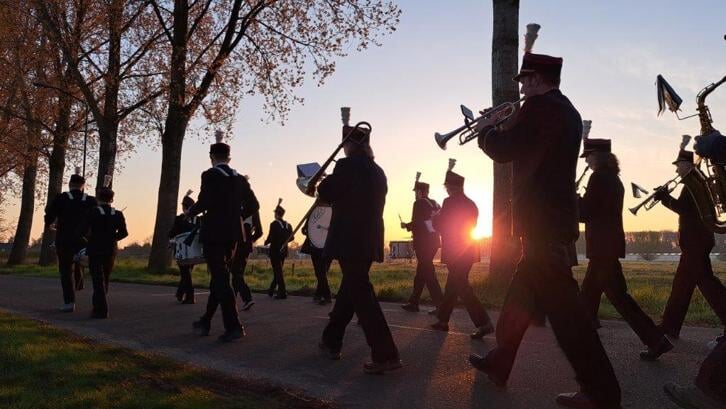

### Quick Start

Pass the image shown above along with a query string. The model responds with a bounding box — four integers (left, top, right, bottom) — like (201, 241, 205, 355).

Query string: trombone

(575, 168, 589, 192)
(434, 97, 525, 150)
(629, 175, 681, 215)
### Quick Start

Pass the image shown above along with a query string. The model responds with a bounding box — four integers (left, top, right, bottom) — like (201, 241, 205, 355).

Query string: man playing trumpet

(468, 45, 622, 408)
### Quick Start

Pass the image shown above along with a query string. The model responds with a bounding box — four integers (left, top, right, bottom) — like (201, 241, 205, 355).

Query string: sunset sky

(5, 0, 726, 247)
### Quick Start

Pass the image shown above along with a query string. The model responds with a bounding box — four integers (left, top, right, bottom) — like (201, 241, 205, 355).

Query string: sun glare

(471, 223, 490, 240)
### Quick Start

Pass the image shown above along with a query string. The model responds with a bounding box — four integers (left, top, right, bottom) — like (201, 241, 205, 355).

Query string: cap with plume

(75, 166, 81, 175)
(97, 174, 114, 202)
(215, 129, 224, 143)
(274, 198, 285, 216)
(448, 158, 457, 172)
(672, 135, 694, 164)
(444, 158, 464, 188)
(210, 129, 231, 157)
(413, 171, 429, 192)
(582, 120, 592, 140)
(341, 107, 351, 126)
(69, 166, 85, 185)
(181, 189, 195, 207)
(680, 134, 691, 151)
(524, 23, 541, 53)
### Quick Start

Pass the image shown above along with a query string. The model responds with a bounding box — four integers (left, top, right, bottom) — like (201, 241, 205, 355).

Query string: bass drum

(306, 204, 332, 249)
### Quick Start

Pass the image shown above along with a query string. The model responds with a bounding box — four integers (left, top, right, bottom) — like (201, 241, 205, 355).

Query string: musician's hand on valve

(653, 186, 669, 202)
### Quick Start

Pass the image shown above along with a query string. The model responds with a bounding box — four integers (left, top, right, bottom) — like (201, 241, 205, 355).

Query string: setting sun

(471, 222, 491, 240)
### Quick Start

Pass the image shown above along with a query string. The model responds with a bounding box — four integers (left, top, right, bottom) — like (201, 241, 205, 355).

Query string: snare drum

(173, 231, 205, 266)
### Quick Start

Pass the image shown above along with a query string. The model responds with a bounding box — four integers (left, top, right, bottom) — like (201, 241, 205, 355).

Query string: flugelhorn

(434, 98, 525, 150)
(629, 175, 681, 215)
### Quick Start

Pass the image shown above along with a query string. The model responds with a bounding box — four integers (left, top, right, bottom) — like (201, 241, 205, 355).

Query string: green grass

(0, 310, 333, 409)
(1, 257, 725, 327)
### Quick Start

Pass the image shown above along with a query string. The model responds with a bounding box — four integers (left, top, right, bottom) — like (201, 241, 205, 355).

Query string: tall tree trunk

(489, 0, 520, 284)
(96, 124, 117, 188)
(7, 153, 38, 266)
(39, 94, 72, 265)
(148, 121, 186, 273)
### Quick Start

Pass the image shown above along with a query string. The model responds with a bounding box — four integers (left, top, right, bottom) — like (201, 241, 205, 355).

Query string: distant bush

(639, 253, 658, 261)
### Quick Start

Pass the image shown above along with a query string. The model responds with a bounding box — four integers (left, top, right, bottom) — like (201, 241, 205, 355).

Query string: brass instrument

(575, 168, 589, 192)
(629, 175, 681, 215)
(576, 119, 593, 192)
(434, 99, 525, 150)
(678, 75, 726, 233)
(284, 108, 371, 250)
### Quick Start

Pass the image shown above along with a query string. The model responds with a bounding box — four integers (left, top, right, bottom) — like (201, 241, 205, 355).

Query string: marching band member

(654, 148, 726, 339)
(82, 178, 128, 319)
(429, 161, 493, 338)
(265, 199, 293, 300)
(578, 139, 673, 360)
(301, 223, 333, 305)
(44, 167, 97, 313)
(188, 131, 259, 342)
(664, 129, 726, 409)
(317, 122, 401, 374)
(400, 173, 443, 313)
(469, 49, 622, 408)
(232, 209, 263, 311)
(168, 190, 200, 304)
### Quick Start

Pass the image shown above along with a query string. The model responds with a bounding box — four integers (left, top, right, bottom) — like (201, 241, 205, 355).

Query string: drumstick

(398, 213, 403, 223)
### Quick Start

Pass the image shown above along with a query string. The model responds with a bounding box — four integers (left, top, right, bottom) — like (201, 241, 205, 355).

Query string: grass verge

(0, 310, 334, 409)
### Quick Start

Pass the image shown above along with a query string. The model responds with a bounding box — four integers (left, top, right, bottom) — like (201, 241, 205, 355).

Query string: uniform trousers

(408, 244, 443, 306)
(57, 245, 79, 304)
(312, 253, 332, 301)
(696, 337, 726, 402)
(231, 242, 252, 303)
(268, 256, 287, 295)
(436, 261, 490, 327)
(202, 242, 241, 332)
(662, 245, 726, 337)
(89, 252, 115, 316)
(176, 265, 195, 300)
(483, 240, 621, 408)
(581, 257, 663, 347)
(322, 259, 399, 362)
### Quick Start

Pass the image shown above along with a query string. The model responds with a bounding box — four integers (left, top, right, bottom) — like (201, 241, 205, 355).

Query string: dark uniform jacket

(168, 214, 201, 238)
(318, 151, 387, 262)
(265, 219, 293, 259)
(44, 189, 97, 248)
(187, 164, 259, 244)
(480, 89, 582, 244)
(403, 197, 441, 251)
(659, 187, 715, 249)
(578, 169, 625, 259)
(82, 205, 128, 256)
(432, 192, 478, 265)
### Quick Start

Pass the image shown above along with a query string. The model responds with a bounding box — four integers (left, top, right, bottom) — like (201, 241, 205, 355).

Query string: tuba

(678, 75, 726, 233)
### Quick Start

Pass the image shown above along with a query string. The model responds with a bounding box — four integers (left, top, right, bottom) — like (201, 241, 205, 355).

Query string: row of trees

(0, 0, 401, 271)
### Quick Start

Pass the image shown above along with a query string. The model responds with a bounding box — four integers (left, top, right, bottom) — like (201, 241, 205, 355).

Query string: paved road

(0, 275, 719, 408)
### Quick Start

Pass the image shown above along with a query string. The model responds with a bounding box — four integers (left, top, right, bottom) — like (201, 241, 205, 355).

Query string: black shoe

(428, 308, 439, 316)
(430, 321, 449, 332)
(181, 296, 195, 305)
(267, 288, 274, 297)
(400, 303, 419, 313)
(318, 341, 342, 360)
(318, 298, 332, 306)
(192, 318, 211, 336)
(240, 300, 255, 311)
(471, 322, 495, 339)
(363, 359, 403, 374)
(555, 392, 603, 409)
(640, 336, 674, 361)
(90, 311, 108, 319)
(468, 354, 506, 387)
(218, 328, 245, 342)
(274, 293, 287, 300)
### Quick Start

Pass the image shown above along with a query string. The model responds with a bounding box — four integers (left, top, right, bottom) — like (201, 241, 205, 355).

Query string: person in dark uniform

(654, 148, 726, 340)
(168, 190, 200, 304)
(301, 221, 333, 305)
(429, 165, 493, 338)
(265, 200, 293, 300)
(317, 122, 401, 375)
(662, 130, 726, 409)
(232, 210, 263, 311)
(82, 181, 128, 319)
(468, 52, 622, 409)
(188, 131, 259, 342)
(578, 139, 673, 361)
(44, 168, 97, 312)
(400, 174, 443, 313)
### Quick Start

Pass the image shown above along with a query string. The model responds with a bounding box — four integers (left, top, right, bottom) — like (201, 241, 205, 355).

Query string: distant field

(1, 256, 725, 327)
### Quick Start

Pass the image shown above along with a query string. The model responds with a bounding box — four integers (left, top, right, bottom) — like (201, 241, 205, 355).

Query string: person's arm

(578, 172, 606, 222)
(432, 199, 449, 232)
(240, 178, 260, 219)
(168, 216, 181, 238)
(264, 222, 275, 246)
(317, 159, 354, 204)
(187, 171, 211, 217)
(287, 222, 294, 243)
(115, 212, 129, 241)
(478, 101, 540, 163)
(44, 194, 62, 227)
(251, 212, 263, 242)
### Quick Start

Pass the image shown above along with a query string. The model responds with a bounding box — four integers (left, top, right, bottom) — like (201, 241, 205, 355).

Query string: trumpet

(434, 97, 525, 150)
(629, 175, 681, 215)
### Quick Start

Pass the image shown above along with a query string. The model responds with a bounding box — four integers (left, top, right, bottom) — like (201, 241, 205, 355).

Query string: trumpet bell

(434, 132, 449, 150)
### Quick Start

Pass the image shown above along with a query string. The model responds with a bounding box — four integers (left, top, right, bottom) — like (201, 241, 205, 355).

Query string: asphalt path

(0, 275, 719, 408)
